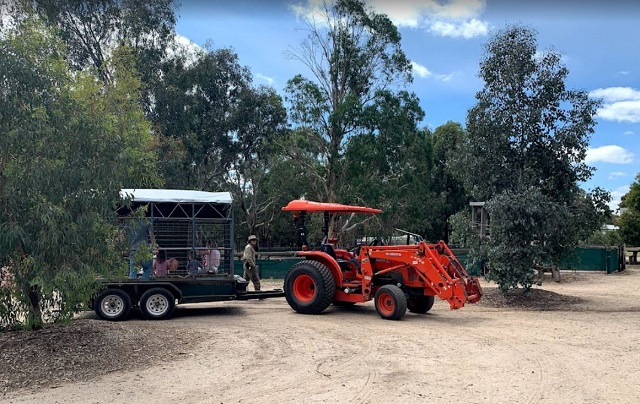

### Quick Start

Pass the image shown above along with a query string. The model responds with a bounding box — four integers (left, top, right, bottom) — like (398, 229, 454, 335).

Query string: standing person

(242, 235, 260, 291)
(128, 219, 155, 280)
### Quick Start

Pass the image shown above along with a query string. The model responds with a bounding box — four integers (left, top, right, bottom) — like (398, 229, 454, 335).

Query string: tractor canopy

(281, 200, 382, 214)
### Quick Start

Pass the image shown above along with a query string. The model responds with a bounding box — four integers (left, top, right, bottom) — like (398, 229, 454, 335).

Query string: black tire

(139, 288, 176, 320)
(94, 289, 132, 321)
(284, 260, 336, 314)
(374, 285, 407, 320)
(407, 295, 435, 314)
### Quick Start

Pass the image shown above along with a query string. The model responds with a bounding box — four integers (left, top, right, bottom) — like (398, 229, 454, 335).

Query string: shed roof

(120, 189, 232, 204)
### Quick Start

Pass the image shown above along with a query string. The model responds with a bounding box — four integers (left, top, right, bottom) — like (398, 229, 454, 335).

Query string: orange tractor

(281, 200, 483, 320)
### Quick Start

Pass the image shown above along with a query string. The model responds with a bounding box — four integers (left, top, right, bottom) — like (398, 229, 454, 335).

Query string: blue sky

(176, 0, 640, 212)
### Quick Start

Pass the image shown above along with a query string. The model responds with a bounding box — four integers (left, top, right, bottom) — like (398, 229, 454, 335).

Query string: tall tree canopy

(0, 20, 159, 329)
(285, 0, 412, 204)
(451, 25, 608, 291)
(618, 173, 640, 246)
(284, 0, 420, 240)
(23, 0, 177, 88)
(150, 46, 288, 237)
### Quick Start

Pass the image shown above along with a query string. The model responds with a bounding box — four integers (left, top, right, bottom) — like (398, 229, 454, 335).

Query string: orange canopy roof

(281, 200, 382, 214)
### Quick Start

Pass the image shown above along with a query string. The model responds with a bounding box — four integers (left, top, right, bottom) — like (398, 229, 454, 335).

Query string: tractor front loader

(281, 200, 483, 320)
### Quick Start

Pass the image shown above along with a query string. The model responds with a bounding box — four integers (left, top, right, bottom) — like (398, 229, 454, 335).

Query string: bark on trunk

(28, 284, 43, 330)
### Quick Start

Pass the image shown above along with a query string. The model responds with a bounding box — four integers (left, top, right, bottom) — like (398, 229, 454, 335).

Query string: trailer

(93, 189, 284, 321)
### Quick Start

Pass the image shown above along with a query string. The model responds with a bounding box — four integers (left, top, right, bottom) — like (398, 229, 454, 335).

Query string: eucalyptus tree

(451, 25, 606, 291)
(151, 47, 252, 190)
(284, 0, 415, 238)
(0, 21, 159, 329)
(422, 122, 468, 242)
(284, 0, 412, 203)
(150, 46, 289, 239)
(341, 90, 427, 238)
(22, 0, 177, 89)
(228, 85, 288, 237)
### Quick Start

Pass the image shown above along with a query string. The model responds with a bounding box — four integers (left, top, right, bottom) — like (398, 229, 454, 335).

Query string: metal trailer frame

(93, 189, 283, 321)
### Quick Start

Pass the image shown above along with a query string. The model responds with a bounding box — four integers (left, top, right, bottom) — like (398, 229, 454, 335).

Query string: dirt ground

(2, 267, 640, 404)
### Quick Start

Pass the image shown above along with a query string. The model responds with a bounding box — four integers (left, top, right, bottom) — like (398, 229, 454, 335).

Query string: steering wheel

(368, 239, 383, 246)
(347, 243, 362, 257)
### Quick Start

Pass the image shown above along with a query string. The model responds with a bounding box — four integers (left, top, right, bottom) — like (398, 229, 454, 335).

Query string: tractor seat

(320, 243, 338, 260)
(322, 243, 361, 274)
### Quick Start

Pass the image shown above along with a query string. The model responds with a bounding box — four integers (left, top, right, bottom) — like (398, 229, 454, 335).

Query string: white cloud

(585, 145, 634, 164)
(590, 87, 640, 102)
(608, 171, 626, 180)
(617, 71, 630, 76)
(436, 72, 456, 82)
(291, 1, 489, 39)
(368, 0, 486, 27)
(623, 130, 634, 136)
(598, 101, 640, 123)
(166, 34, 203, 65)
(411, 61, 456, 82)
(428, 18, 489, 38)
(589, 87, 640, 123)
(290, 0, 330, 25)
(411, 61, 432, 78)
(255, 73, 275, 85)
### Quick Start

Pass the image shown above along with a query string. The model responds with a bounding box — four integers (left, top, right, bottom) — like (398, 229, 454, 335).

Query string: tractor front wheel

(374, 285, 407, 320)
(284, 260, 336, 314)
(407, 295, 435, 314)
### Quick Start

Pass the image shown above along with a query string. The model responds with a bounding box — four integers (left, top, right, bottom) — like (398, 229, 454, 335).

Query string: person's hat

(248, 235, 258, 241)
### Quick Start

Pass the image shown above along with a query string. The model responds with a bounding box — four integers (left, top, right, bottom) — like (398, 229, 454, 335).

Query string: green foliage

(24, 0, 177, 87)
(424, 122, 469, 241)
(150, 46, 253, 189)
(585, 229, 622, 247)
(342, 91, 425, 205)
(0, 20, 158, 329)
(618, 173, 640, 246)
(618, 210, 640, 247)
(285, 0, 413, 214)
(230, 86, 289, 236)
(454, 25, 604, 292)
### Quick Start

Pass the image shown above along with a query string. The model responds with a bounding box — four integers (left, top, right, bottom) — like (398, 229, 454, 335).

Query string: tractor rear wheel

(407, 295, 435, 314)
(374, 285, 407, 320)
(284, 260, 336, 314)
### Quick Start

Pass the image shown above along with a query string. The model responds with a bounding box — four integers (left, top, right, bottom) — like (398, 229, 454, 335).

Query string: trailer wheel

(374, 285, 407, 320)
(140, 288, 175, 320)
(407, 295, 435, 314)
(285, 260, 336, 314)
(94, 289, 132, 321)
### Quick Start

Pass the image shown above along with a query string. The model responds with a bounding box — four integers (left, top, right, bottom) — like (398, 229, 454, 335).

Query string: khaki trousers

(243, 264, 261, 291)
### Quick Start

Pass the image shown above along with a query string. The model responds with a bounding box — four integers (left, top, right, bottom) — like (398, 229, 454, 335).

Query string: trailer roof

(120, 189, 233, 204)
(282, 200, 382, 214)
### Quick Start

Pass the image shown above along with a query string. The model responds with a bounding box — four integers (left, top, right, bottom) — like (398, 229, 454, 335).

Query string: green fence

(454, 246, 622, 275)
(561, 246, 621, 273)
(239, 246, 621, 279)
(234, 258, 303, 279)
